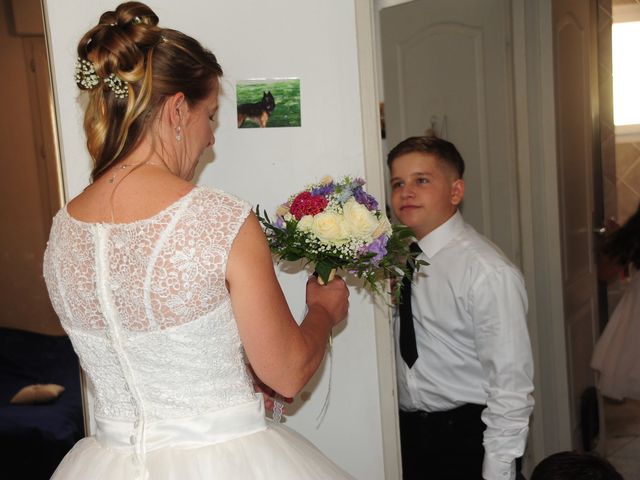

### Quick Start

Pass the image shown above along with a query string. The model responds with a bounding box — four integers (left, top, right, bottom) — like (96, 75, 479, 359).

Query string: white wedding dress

(591, 271, 640, 400)
(43, 186, 353, 480)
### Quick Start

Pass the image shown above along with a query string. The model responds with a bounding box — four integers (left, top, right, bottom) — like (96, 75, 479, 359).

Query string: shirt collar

(416, 210, 464, 258)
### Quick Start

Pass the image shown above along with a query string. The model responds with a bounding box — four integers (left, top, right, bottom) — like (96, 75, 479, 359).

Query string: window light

(612, 21, 640, 126)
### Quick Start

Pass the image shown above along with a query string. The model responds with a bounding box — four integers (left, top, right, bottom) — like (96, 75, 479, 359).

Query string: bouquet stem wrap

(316, 268, 336, 286)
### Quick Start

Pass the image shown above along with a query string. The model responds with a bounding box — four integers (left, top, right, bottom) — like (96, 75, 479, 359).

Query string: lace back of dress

(45, 188, 251, 333)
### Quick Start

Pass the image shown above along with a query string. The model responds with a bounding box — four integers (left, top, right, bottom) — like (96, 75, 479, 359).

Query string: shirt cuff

(482, 454, 515, 480)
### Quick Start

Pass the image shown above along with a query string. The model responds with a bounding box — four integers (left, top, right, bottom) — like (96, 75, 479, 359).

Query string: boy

(388, 136, 534, 480)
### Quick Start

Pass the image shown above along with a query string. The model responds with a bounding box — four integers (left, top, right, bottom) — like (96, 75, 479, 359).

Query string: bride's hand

(247, 365, 292, 412)
(306, 275, 349, 327)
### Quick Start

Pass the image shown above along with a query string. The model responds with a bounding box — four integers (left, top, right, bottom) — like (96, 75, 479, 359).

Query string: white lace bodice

(43, 187, 256, 422)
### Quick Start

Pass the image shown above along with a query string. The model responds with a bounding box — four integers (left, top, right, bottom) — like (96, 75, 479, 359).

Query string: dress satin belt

(95, 395, 267, 452)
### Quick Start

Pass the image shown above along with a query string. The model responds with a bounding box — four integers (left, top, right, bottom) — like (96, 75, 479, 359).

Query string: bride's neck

(118, 137, 158, 166)
(116, 136, 176, 173)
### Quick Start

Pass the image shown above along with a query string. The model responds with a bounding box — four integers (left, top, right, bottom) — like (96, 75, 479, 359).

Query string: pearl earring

(175, 125, 182, 141)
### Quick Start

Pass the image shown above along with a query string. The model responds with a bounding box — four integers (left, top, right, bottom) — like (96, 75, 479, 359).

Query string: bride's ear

(165, 92, 186, 128)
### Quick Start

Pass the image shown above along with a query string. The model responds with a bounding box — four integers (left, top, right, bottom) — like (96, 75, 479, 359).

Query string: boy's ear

(451, 179, 464, 206)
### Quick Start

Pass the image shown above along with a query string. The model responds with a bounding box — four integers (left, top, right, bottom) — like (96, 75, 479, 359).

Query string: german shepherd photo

(236, 79, 301, 129)
(237, 91, 276, 128)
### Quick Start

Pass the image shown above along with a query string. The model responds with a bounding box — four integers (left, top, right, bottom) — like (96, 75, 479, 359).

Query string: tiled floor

(604, 398, 640, 479)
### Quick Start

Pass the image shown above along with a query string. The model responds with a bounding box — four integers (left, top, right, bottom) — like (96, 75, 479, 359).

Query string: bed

(0, 327, 84, 479)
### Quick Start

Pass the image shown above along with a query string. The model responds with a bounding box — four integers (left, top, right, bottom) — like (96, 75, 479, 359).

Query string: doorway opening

(0, 1, 84, 478)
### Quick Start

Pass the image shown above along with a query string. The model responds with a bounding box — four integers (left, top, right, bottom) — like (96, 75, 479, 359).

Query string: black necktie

(399, 242, 421, 368)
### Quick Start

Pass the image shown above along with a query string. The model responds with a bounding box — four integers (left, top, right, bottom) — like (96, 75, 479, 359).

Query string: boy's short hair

(387, 135, 465, 179)
(530, 451, 623, 480)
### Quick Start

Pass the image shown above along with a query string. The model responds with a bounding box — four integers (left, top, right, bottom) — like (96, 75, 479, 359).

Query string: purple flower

(311, 184, 335, 196)
(274, 216, 286, 229)
(351, 177, 366, 188)
(353, 187, 379, 211)
(360, 235, 388, 266)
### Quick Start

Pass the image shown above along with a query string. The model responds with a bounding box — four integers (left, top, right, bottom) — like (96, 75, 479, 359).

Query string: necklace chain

(107, 164, 133, 184)
(107, 161, 162, 184)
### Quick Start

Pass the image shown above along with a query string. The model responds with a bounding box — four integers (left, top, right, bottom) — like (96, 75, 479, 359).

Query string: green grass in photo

(236, 79, 301, 128)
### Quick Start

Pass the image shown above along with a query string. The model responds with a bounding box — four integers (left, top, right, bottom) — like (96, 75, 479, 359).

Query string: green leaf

(282, 252, 303, 261)
(315, 261, 334, 284)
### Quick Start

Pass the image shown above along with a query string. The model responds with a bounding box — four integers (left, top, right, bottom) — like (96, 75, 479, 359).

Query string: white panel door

(380, 0, 520, 262)
(552, 0, 603, 450)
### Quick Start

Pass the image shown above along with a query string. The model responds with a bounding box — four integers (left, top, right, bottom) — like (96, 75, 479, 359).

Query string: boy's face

(389, 152, 464, 240)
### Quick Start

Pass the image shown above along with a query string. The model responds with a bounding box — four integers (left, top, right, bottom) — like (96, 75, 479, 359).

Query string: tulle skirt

(50, 396, 353, 480)
(591, 273, 640, 400)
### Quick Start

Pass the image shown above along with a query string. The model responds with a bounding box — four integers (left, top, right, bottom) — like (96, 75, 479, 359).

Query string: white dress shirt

(394, 210, 534, 480)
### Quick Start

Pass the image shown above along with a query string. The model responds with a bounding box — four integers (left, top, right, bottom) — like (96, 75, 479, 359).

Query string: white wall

(43, 1, 388, 478)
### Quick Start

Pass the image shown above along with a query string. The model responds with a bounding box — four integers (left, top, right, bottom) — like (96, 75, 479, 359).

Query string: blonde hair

(76, 1, 222, 181)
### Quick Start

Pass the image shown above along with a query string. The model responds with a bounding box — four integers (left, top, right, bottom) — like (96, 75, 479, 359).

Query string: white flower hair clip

(74, 58, 99, 90)
(74, 58, 129, 99)
(104, 73, 129, 99)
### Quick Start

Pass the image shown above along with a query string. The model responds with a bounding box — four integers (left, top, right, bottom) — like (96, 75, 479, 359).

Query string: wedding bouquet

(256, 175, 424, 301)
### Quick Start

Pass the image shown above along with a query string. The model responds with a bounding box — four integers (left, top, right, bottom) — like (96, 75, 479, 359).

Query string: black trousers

(400, 404, 485, 480)
(399, 405, 524, 480)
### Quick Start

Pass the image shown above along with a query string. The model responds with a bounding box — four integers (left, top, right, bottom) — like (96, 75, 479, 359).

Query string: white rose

(343, 198, 378, 240)
(312, 211, 347, 244)
(372, 215, 392, 238)
(297, 215, 314, 232)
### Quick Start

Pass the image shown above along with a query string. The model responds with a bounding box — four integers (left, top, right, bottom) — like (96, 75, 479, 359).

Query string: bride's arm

(226, 212, 349, 398)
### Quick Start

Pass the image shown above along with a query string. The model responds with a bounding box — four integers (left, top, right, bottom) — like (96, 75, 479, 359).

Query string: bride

(43, 2, 352, 478)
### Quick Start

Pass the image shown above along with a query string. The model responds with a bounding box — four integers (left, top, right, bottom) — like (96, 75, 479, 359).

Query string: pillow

(10, 384, 65, 405)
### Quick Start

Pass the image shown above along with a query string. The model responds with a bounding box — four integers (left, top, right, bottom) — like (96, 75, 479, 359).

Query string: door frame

(510, 0, 573, 458)
(354, 2, 403, 478)
(355, 0, 574, 473)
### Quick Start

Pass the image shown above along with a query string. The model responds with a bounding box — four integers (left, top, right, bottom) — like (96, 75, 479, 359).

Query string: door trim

(355, 1, 403, 479)
(511, 0, 572, 461)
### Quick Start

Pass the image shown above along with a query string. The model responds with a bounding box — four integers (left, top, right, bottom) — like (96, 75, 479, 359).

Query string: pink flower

(289, 191, 328, 220)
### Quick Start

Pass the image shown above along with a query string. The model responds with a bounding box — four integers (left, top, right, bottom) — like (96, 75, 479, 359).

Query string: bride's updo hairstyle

(76, 1, 222, 181)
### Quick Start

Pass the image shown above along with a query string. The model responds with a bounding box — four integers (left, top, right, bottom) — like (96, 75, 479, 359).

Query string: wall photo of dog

(236, 78, 301, 129)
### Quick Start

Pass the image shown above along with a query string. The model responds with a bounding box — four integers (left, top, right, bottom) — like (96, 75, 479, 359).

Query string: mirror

(0, 0, 84, 478)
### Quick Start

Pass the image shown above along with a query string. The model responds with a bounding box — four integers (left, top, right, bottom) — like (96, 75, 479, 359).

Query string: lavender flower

(311, 184, 335, 196)
(360, 234, 388, 266)
(274, 216, 286, 229)
(351, 177, 366, 188)
(353, 187, 379, 211)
